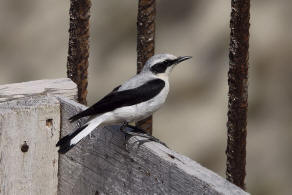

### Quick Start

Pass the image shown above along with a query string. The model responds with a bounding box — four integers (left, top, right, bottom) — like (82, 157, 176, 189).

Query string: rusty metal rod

(67, 0, 91, 105)
(136, 0, 156, 135)
(226, 0, 250, 189)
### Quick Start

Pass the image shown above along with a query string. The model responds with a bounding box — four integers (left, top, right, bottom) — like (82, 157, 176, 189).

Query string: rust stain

(52, 159, 56, 167)
(46, 119, 53, 127)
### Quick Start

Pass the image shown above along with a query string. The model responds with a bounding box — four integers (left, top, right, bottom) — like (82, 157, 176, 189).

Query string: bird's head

(142, 54, 192, 78)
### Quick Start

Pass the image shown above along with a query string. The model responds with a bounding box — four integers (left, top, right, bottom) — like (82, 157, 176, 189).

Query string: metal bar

(226, 0, 250, 189)
(136, 0, 156, 134)
(67, 0, 91, 105)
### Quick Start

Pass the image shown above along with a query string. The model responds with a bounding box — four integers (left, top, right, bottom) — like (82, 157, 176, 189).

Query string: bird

(56, 54, 192, 154)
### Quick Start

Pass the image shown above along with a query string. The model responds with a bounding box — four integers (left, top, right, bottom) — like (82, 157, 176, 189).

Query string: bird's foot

(121, 124, 168, 148)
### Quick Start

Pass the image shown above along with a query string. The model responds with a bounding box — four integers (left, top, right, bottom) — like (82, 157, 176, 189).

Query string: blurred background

(1, 0, 292, 194)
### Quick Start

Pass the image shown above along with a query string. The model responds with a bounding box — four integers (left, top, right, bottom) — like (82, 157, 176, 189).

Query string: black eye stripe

(150, 59, 175, 74)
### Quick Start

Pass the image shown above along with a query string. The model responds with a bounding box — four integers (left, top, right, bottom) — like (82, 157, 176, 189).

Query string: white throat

(156, 73, 169, 81)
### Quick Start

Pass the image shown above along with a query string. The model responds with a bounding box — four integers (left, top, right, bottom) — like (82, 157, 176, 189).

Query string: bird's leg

(120, 122, 147, 139)
(120, 122, 131, 139)
(120, 122, 132, 149)
(120, 122, 128, 131)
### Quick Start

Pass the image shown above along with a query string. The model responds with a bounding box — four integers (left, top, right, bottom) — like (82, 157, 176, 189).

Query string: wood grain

(57, 97, 249, 195)
(0, 78, 77, 103)
(0, 96, 60, 195)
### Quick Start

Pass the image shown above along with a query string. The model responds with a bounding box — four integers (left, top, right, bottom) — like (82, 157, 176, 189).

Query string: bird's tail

(56, 118, 103, 154)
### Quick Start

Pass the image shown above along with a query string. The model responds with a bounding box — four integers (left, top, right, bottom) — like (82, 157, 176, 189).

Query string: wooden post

(67, 0, 91, 105)
(136, 0, 156, 135)
(0, 97, 60, 194)
(226, 0, 250, 189)
(0, 79, 76, 195)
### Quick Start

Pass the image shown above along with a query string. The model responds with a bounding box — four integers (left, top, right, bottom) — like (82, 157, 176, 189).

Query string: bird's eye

(150, 62, 167, 74)
(150, 59, 174, 74)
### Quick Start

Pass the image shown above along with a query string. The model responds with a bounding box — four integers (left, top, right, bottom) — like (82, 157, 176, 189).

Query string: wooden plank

(57, 97, 249, 195)
(0, 78, 77, 103)
(0, 96, 60, 195)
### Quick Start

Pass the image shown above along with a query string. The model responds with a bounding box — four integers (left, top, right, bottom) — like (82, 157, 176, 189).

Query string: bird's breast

(133, 82, 169, 120)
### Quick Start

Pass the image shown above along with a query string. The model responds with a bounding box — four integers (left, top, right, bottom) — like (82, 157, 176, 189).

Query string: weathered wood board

(0, 79, 249, 195)
(0, 96, 60, 195)
(57, 97, 249, 195)
(0, 78, 75, 195)
(0, 78, 77, 103)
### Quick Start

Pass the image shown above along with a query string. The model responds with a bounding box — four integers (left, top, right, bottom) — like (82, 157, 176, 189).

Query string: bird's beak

(175, 56, 192, 64)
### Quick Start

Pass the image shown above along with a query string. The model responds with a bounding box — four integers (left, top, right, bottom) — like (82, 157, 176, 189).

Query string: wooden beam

(57, 96, 249, 195)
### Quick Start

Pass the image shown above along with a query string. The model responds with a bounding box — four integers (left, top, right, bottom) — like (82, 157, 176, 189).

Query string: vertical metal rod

(136, 0, 156, 134)
(67, 0, 91, 105)
(226, 0, 250, 189)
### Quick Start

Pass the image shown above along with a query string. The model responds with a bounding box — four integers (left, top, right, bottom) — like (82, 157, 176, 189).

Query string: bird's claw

(120, 123, 168, 148)
(133, 137, 168, 148)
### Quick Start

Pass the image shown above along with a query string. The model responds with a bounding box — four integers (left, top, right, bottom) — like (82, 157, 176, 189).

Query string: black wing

(69, 79, 165, 122)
